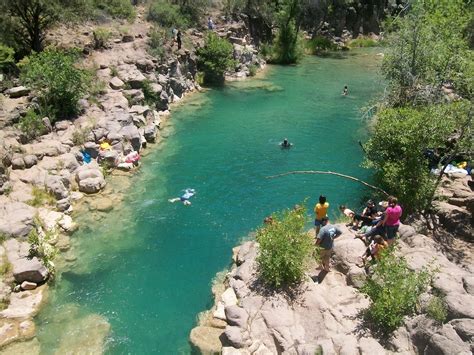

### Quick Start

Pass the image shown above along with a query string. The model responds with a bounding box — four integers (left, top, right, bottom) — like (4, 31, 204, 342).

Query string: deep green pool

(36, 49, 382, 354)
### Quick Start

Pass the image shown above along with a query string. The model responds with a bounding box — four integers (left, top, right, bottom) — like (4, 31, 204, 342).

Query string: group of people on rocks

(314, 194, 402, 272)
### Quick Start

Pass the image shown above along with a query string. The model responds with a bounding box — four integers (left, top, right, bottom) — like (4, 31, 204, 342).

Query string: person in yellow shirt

(314, 195, 329, 234)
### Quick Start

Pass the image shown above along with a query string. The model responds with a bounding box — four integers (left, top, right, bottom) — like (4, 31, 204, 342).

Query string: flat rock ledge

(190, 224, 474, 355)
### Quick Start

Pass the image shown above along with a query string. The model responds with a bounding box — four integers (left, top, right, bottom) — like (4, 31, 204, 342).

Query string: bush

(196, 32, 236, 85)
(95, 0, 136, 20)
(148, 27, 168, 61)
(93, 28, 112, 49)
(361, 248, 431, 334)
(248, 64, 257, 77)
(72, 128, 90, 146)
(256, 206, 314, 287)
(28, 186, 56, 207)
(0, 44, 15, 73)
(147, 1, 187, 28)
(142, 79, 159, 106)
(426, 295, 447, 323)
(20, 49, 90, 122)
(18, 109, 46, 141)
(306, 36, 337, 54)
(348, 38, 378, 48)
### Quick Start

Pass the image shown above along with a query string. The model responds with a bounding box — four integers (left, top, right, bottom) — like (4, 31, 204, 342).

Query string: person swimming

(169, 188, 195, 205)
(280, 138, 292, 148)
(342, 85, 348, 96)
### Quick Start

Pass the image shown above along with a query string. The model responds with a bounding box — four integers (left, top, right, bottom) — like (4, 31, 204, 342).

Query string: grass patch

(306, 36, 337, 54)
(348, 38, 379, 48)
(28, 186, 56, 207)
(426, 295, 447, 323)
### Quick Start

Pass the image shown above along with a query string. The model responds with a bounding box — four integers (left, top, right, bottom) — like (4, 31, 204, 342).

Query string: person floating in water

(342, 85, 348, 96)
(280, 138, 292, 148)
(169, 188, 195, 205)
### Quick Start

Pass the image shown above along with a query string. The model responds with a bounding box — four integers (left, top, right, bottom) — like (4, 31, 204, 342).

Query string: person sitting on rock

(280, 138, 292, 148)
(356, 235, 388, 268)
(355, 201, 388, 245)
(168, 188, 195, 206)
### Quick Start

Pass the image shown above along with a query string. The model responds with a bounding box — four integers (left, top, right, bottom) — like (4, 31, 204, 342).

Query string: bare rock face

(190, 326, 225, 354)
(109, 76, 124, 90)
(5, 86, 30, 98)
(0, 202, 36, 238)
(4, 239, 49, 284)
(75, 162, 106, 194)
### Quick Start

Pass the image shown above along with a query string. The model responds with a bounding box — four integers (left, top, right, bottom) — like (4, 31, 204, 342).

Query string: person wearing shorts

(316, 217, 342, 272)
(314, 195, 329, 235)
(383, 196, 402, 245)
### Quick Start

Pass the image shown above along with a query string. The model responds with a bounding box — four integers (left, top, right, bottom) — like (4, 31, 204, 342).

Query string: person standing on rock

(208, 17, 214, 30)
(316, 217, 342, 272)
(176, 30, 182, 50)
(382, 196, 402, 245)
(314, 195, 329, 235)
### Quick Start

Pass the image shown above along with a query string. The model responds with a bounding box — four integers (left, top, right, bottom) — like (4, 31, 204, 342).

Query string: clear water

(36, 49, 382, 354)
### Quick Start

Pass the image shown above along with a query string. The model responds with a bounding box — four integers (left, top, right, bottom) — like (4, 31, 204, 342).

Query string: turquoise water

(36, 50, 382, 354)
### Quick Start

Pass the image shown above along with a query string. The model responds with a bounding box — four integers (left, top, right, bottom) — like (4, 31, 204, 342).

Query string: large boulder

(0, 202, 36, 238)
(75, 162, 106, 194)
(45, 175, 69, 200)
(190, 326, 224, 354)
(117, 64, 146, 89)
(143, 124, 157, 143)
(119, 125, 141, 152)
(4, 239, 49, 284)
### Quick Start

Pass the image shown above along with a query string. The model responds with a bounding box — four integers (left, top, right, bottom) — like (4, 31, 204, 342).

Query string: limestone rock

(425, 324, 471, 355)
(213, 301, 226, 321)
(445, 293, 474, 319)
(23, 155, 38, 168)
(450, 319, 474, 344)
(11, 155, 25, 170)
(0, 286, 46, 319)
(75, 162, 106, 194)
(119, 125, 141, 152)
(221, 288, 238, 308)
(225, 305, 249, 328)
(109, 76, 125, 90)
(144, 124, 157, 143)
(4, 239, 48, 284)
(190, 326, 224, 354)
(20, 281, 37, 290)
(5, 86, 30, 98)
(358, 337, 386, 354)
(45, 175, 69, 200)
(117, 64, 146, 89)
(225, 326, 247, 349)
(0, 202, 36, 238)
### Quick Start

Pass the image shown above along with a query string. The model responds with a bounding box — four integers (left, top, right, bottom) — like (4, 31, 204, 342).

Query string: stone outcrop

(191, 222, 474, 355)
(0, 202, 36, 238)
(4, 239, 49, 284)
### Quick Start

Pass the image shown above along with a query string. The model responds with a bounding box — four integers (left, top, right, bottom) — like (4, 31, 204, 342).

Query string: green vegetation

(27, 220, 57, 277)
(305, 36, 337, 54)
(28, 186, 56, 207)
(348, 38, 378, 48)
(271, 0, 303, 64)
(18, 109, 46, 141)
(20, 49, 90, 122)
(0, 44, 15, 73)
(147, 0, 208, 29)
(142, 79, 159, 106)
(361, 248, 431, 334)
(364, 0, 473, 213)
(93, 28, 112, 49)
(256, 206, 314, 288)
(94, 0, 135, 20)
(148, 27, 168, 61)
(72, 127, 90, 146)
(196, 32, 235, 85)
(426, 295, 448, 323)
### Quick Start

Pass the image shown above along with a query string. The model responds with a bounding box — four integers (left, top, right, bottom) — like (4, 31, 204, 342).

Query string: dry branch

(267, 170, 390, 196)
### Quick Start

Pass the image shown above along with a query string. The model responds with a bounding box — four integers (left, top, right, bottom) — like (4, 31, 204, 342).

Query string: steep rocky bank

(191, 173, 473, 354)
(0, 8, 265, 352)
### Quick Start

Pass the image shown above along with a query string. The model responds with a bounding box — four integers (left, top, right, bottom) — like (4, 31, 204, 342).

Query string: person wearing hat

(316, 217, 342, 272)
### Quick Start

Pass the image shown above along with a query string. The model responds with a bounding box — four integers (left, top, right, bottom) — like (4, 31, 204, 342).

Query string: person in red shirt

(382, 196, 402, 245)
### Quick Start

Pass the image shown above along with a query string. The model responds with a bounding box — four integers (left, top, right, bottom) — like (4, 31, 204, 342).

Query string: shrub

(72, 127, 90, 146)
(348, 38, 378, 48)
(18, 109, 46, 141)
(20, 49, 90, 122)
(306, 36, 337, 54)
(148, 27, 167, 61)
(93, 28, 112, 49)
(196, 32, 236, 85)
(0, 44, 15, 73)
(426, 295, 447, 323)
(28, 186, 56, 207)
(142, 79, 159, 106)
(147, 1, 188, 29)
(248, 64, 258, 77)
(95, 0, 136, 20)
(361, 248, 431, 334)
(256, 205, 314, 287)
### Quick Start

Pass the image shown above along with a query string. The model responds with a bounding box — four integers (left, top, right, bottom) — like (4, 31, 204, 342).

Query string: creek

(36, 49, 382, 354)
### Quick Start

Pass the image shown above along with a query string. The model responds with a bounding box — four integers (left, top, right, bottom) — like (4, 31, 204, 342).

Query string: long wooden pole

(266, 170, 390, 196)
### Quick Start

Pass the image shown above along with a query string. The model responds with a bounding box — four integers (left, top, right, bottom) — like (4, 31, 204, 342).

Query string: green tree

(0, 0, 59, 53)
(382, 0, 472, 107)
(196, 32, 235, 85)
(256, 206, 314, 288)
(271, 0, 303, 64)
(0, 44, 15, 73)
(20, 49, 90, 121)
(364, 101, 472, 213)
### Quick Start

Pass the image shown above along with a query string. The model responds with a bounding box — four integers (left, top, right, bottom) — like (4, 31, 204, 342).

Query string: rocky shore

(190, 173, 474, 354)
(0, 9, 265, 352)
